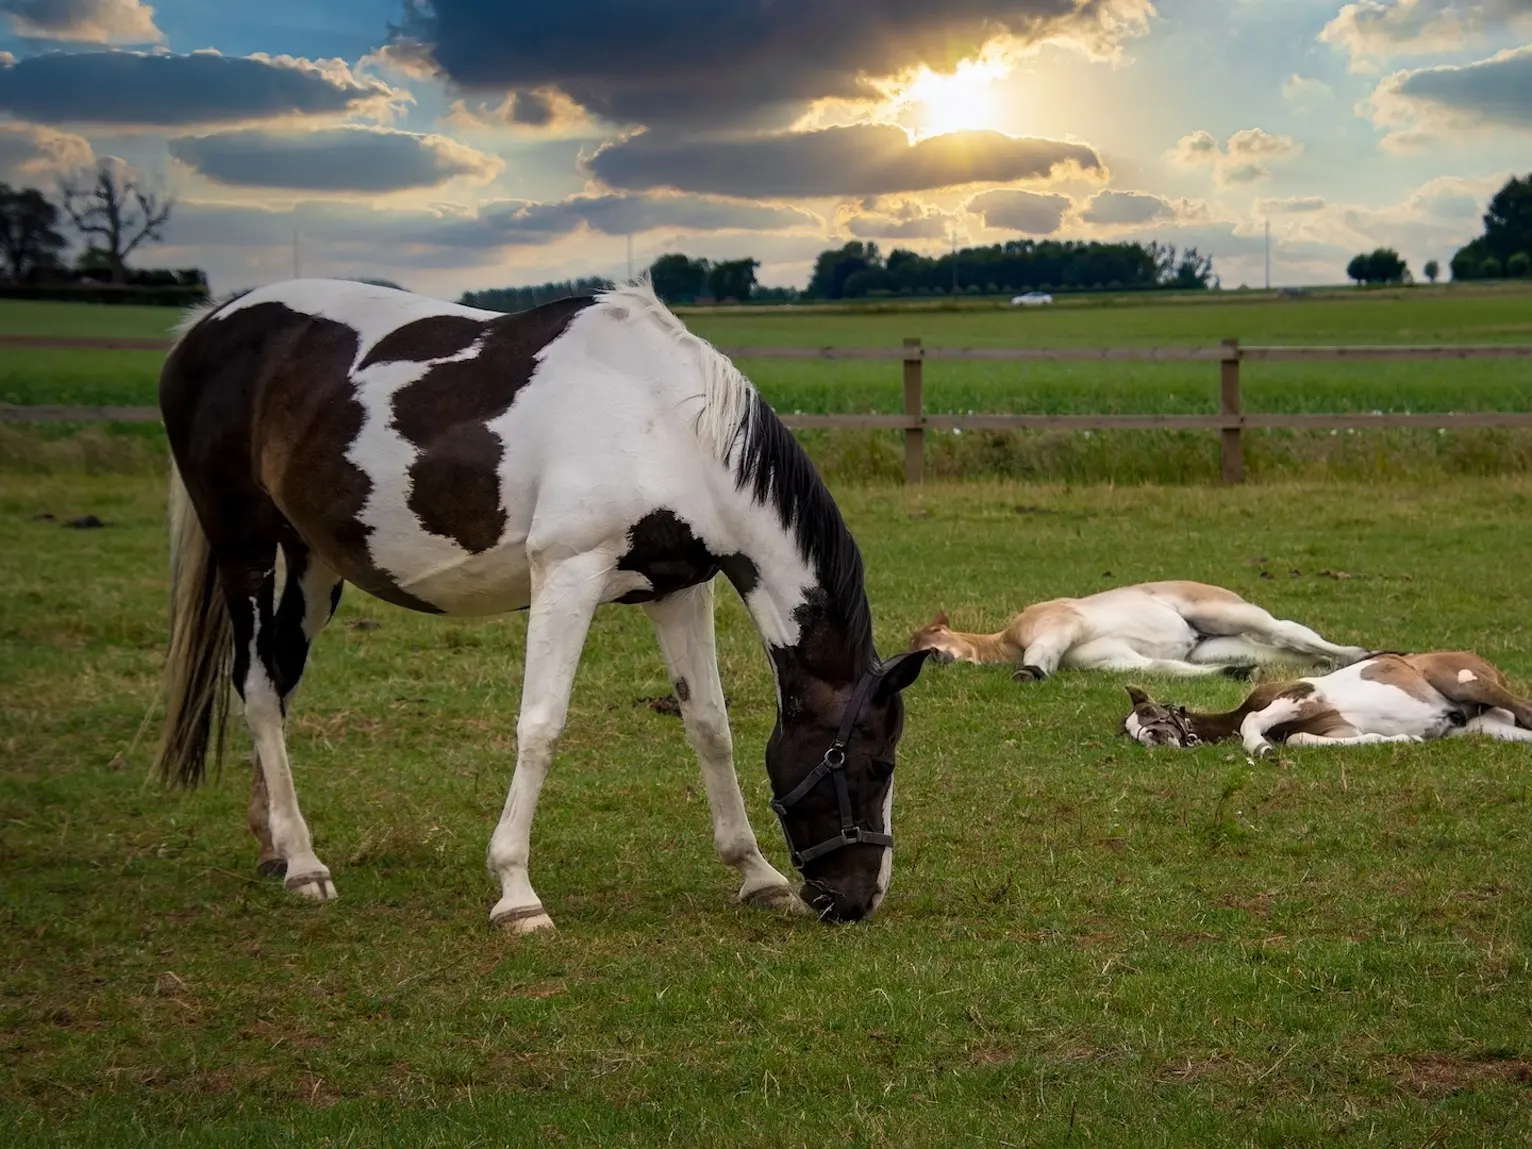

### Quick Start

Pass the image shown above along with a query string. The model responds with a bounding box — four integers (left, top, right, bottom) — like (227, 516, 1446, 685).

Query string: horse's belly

(1084, 603, 1198, 659)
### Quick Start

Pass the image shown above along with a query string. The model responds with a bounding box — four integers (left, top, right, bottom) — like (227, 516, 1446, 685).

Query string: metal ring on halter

(769, 665, 894, 868)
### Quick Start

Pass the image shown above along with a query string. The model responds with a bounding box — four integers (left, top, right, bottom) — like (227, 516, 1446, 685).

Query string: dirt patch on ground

(1397, 1053, 1532, 1097)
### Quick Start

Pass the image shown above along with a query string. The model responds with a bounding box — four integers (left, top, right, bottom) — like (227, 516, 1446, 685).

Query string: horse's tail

(153, 461, 231, 787)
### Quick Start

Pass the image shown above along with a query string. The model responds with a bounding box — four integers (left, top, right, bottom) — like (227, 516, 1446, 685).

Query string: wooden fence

(4, 334, 1532, 484)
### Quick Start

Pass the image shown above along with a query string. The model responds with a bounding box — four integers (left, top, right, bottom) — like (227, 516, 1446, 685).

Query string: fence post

(903, 337, 924, 485)
(1220, 338, 1243, 484)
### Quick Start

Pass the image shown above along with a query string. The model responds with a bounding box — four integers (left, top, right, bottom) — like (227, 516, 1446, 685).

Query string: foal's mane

(595, 279, 874, 665)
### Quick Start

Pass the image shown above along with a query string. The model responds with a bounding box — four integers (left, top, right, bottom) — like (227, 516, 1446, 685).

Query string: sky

(1, 0, 1529, 297)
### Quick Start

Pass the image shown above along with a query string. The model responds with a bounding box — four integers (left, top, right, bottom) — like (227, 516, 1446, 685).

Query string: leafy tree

(648, 253, 709, 303)
(0, 183, 67, 282)
(1423, 259, 1439, 283)
(1451, 174, 1532, 277)
(1482, 256, 1503, 278)
(1347, 248, 1408, 286)
(1346, 253, 1369, 285)
(458, 276, 612, 312)
(59, 161, 173, 284)
(1509, 252, 1531, 278)
(707, 257, 759, 302)
(807, 241, 881, 299)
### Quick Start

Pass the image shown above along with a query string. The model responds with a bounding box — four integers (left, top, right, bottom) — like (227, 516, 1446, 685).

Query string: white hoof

(741, 883, 809, 914)
(491, 904, 556, 934)
(284, 871, 337, 901)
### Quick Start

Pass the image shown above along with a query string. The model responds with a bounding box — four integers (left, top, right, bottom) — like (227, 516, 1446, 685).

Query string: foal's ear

(875, 649, 934, 701)
(933, 610, 950, 628)
(1125, 685, 1152, 708)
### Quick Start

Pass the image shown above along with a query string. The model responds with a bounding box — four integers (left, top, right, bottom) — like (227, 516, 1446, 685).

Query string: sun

(896, 59, 1011, 139)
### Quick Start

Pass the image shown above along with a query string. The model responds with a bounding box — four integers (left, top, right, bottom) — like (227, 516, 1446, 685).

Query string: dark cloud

(397, 0, 1152, 128)
(164, 192, 819, 257)
(589, 123, 1100, 198)
(168, 127, 500, 192)
(1080, 190, 1175, 226)
(967, 188, 1072, 234)
(1386, 46, 1532, 127)
(0, 50, 398, 127)
(0, 0, 160, 43)
(846, 214, 949, 239)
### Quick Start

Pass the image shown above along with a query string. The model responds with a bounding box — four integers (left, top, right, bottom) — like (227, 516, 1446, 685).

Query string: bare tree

(59, 162, 173, 284)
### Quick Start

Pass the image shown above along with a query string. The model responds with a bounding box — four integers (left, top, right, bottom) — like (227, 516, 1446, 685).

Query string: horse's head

(1122, 686, 1199, 748)
(766, 649, 931, 923)
(907, 611, 960, 664)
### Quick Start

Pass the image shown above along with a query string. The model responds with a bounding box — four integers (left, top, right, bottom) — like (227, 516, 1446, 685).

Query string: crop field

(4, 470, 1532, 1146)
(3, 286, 1532, 484)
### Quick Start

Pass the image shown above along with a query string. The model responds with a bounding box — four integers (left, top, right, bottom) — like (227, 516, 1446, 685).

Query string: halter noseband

(769, 665, 894, 868)
(1143, 707, 1200, 747)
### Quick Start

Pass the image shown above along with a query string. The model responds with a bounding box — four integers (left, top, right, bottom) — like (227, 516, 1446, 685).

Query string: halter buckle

(823, 745, 846, 769)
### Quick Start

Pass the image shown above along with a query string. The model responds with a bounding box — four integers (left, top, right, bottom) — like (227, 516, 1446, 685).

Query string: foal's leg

(644, 583, 798, 911)
(1452, 710, 1532, 742)
(1064, 638, 1226, 677)
(248, 540, 342, 880)
(487, 551, 612, 934)
(1188, 636, 1292, 667)
(1181, 602, 1369, 666)
(1285, 732, 1422, 748)
(223, 555, 336, 901)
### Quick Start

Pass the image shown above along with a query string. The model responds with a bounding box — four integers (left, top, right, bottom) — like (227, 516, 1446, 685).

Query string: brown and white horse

(154, 278, 929, 931)
(1124, 651, 1532, 756)
(910, 581, 1370, 681)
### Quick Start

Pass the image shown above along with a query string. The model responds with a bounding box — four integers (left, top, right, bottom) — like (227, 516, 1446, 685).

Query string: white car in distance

(1010, 291, 1054, 307)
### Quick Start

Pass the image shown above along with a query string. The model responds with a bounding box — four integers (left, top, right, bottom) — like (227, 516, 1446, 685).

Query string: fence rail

(5, 335, 1532, 485)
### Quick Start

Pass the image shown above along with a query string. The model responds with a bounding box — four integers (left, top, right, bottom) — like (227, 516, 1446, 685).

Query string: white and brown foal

(910, 581, 1370, 681)
(155, 278, 929, 932)
(1125, 651, 1532, 756)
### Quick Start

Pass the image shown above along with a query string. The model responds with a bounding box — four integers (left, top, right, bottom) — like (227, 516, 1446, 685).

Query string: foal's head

(907, 611, 962, 664)
(1122, 686, 1200, 748)
(766, 649, 931, 923)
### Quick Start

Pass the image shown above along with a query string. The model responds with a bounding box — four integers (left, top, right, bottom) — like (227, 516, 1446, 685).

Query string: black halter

(769, 665, 894, 868)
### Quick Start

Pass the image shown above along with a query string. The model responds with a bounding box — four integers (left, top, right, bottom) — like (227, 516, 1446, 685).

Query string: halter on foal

(154, 278, 929, 930)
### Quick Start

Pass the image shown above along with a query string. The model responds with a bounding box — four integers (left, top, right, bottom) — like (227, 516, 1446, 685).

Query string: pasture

(5, 285, 1532, 484)
(5, 470, 1532, 1146)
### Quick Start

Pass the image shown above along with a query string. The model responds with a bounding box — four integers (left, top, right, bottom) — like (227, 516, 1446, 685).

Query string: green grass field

(2, 286, 1532, 483)
(4, 472, 1532, 1146)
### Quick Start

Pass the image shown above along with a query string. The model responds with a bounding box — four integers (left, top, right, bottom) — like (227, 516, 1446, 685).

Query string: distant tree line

(1345, 248, 1409, 286)
(1450, 174, 1532, 280)
(0, 162, 205, 305)
(458, 276, 614, 312)
(804, 239, 1216, 300)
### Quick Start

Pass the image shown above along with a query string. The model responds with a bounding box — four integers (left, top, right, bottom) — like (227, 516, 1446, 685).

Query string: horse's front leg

(644, 583, 801, 913)
(487, 551, 611, 934)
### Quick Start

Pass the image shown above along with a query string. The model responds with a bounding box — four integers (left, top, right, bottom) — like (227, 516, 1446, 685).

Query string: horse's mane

(594, 279, 874, 665)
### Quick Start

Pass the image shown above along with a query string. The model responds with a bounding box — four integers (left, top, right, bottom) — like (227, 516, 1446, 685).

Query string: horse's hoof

(284, 871, 337, 900)
(1012, 665, 1047, 682)
(257, 858, 287, 879)
(741, 884, 806, 914)
(491, 905, 556, 934)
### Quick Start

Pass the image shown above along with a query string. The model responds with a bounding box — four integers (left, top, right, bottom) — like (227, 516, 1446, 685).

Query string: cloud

(588, 123, 1101, 197)
(1255, 195, 1328, 214)
(1169, 127, 1302, 185)
(0, 0, 161, 44)
(0, 120, 93, 179)
(967, 187, 1073, 234)
(0, 50, 403, 127)
(1281, 73, 1334, 111)
(1365, 46, 1532, 145)
(837, 197, 954, 239)
(443, 88, 595, 135)
(1080, 189, 1176, 225)
(168, 127, 501, 192)
(1319, 0, 1532, 71)
(395, 0, 1155, 129)
(442, 193, 822, 246)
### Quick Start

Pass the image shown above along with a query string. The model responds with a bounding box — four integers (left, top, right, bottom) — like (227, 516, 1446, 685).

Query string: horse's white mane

(594, 277, 756, 463)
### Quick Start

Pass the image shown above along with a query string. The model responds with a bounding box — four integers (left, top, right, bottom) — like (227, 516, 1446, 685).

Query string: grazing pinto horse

(154, 278, 930, 931)
(910, 581, 1369, 681)
(1124, 651, 1532, 756)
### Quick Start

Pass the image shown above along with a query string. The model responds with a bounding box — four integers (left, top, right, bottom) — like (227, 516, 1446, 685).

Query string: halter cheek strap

(769, 666, 895, 868)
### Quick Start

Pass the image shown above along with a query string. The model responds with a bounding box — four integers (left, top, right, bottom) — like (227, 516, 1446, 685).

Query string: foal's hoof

(257, 858, 287, 879)
(491, 905, 556, 935)
(741, 883, 806, 915)
(1012, 664, 1048, 682)
(284, 871, 338, 901)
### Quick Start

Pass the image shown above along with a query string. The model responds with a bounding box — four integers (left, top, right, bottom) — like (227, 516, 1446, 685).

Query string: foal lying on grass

(1124, 651, 1532, 756)
(910, 580, 1370, 681)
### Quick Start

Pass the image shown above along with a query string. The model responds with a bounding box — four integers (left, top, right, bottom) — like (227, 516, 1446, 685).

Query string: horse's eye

(870, 758, 896, 779)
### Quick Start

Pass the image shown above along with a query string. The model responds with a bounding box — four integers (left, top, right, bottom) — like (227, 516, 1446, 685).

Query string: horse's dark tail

(153, 462, 231, 787)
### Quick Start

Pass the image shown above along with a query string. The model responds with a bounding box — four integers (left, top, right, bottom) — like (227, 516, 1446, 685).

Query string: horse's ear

(875, 649, 934, 701)
(1125, 685, 1151, 708)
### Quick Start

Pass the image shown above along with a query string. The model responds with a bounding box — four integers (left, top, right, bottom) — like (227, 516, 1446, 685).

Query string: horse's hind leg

(1180, 602, 1369, 666)
(247, 536, 342, 882)
(644, 583, 799, 913)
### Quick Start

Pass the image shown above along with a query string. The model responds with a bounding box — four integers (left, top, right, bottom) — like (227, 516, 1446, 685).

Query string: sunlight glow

(893, 58, 1013, 139)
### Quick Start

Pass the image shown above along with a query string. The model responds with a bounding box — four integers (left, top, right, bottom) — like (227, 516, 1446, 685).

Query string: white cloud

(1168, 127, 1303, 186)
(1281, 73, 1335, 111)
(0, 120, 94, 179)
(1319, 0, 1532, 72)
(1364, 45, 1532, 147)
(0, 0, 162, 45)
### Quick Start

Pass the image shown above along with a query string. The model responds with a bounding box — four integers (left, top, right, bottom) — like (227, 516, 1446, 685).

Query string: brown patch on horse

(391, 296, 594, 554)
(1141, 580, 1246, 605)
(1406, 651, 1532, 728)
(358, 315, 486, 368)
(1359, 655, 1439, 704)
